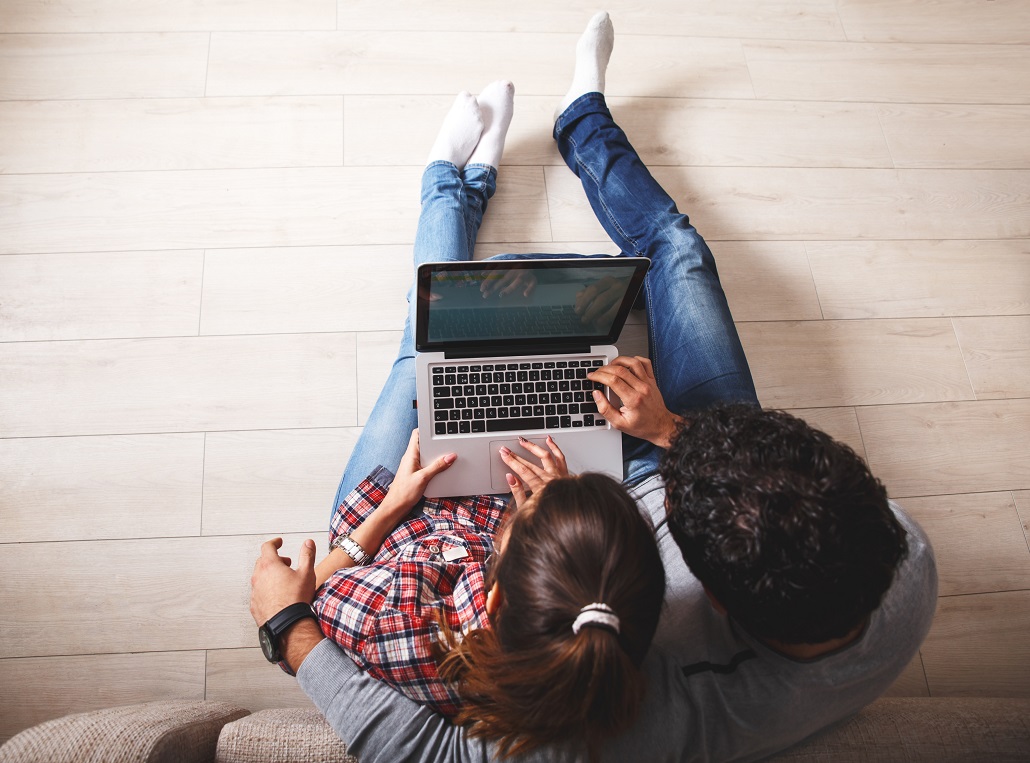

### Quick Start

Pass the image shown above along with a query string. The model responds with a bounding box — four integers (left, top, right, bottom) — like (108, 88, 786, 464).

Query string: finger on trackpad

(488, 437, 548, 492)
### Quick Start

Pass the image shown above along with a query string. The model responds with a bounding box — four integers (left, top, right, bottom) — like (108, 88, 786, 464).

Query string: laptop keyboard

(430, 357, 609, 436)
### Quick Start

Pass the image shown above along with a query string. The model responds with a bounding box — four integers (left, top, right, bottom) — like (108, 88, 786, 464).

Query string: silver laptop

(414, 257, 650, 497)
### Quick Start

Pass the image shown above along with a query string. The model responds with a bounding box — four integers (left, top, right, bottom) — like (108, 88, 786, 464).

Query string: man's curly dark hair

(661, 404, 908, 645)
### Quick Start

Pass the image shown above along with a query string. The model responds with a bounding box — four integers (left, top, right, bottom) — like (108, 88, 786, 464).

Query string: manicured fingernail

(444, 453, 457, 464)
(499, 446, 510, 455)
(506, 473, 516, 484)
(518, 436, 528, 442)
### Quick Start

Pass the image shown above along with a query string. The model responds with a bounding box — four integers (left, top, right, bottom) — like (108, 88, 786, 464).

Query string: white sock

(427, 91, 484, 169)
(468, 80, 515, 170)
(555, 11, 615, 120)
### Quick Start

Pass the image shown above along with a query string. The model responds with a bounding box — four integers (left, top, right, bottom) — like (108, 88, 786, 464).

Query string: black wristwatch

(258, 602, 317, 676)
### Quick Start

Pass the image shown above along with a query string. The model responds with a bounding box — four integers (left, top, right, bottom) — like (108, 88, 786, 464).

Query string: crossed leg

(553, 13, 759, 484)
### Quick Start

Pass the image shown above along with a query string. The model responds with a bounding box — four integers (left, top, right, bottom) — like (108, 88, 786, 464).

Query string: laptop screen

(415, 258, 649, 352)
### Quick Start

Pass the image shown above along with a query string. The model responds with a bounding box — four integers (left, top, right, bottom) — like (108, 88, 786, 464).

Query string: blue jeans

(332, 93, 757, 510)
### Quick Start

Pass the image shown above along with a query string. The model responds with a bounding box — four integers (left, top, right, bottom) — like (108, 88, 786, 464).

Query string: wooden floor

(2, 0, 1029, 742)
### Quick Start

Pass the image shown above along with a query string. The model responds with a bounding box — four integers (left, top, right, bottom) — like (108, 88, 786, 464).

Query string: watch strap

(330, 533, 372, 566)
(264, 602, 317, 638)
(260, 602, 317, 670)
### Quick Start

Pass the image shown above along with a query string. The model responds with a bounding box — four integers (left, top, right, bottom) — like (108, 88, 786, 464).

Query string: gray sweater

(299, 476, 938, 762)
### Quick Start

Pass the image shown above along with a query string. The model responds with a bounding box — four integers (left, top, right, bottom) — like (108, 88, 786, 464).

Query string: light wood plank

(712, 242, 823, 322)
(858, 400, 1030, 498)
(0, 97, 344, 174)
(882, 654, 929, 698)
(0, 33, 209, 100)
(743, 41, 1030, 104)
(903, 493, 1030, 597)
(545, 166, 1030, 242)
(921, 590, 1030, 698)
(1014, 492, 1030, 550)
(782, 407, 867, 462)
(345, 95, 891, 169)
(806, 240, 1030, 320)
(0, 166, 546, 255)
(201, 246, 410, 336)
(0, 533, 310, 659)
(877, 105, 1030, 169)
(477, 167, 551, 245)
(207, 31, 753, 99)
(0, 334, 357, 437)
(337, 0, 845, 40)
(0, 434, 203, 543)
(611, 98, 891, 169)
(837, 0, 1030, 44)
(953, 316, 1030, 400)
(740, 319, 974, 409)
(0, 651, 205, 744)
(202, 428, 360, 537)
(206, 648, 314, 711)
(1, 0, 336, 33)
(0, 251, 203, 342)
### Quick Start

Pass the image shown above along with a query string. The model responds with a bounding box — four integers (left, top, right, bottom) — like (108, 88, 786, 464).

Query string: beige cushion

(215, 708, 356, 763)
(769, 697, 1030, 762)
(0, 700, 249, 763)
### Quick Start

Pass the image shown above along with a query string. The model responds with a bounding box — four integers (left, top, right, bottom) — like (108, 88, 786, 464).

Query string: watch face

(258, 626, 278, 662)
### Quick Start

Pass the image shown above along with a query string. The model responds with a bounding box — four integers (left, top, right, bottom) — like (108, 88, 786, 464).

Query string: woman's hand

(316, 431, 456, 585)
(500, 435, 569, 509)
(382, 429, 457, 517)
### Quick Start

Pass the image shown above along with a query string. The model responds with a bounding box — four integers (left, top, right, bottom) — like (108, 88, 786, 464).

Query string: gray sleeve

(298, 639, 577, 763)
(297, 639, 496, 763)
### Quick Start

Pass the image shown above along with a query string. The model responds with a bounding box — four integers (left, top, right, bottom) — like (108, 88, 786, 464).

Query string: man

(250, 13, 937, 762)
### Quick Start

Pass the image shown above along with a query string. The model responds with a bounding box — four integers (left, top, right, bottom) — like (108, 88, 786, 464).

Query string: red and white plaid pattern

(314, 466, 509, 716)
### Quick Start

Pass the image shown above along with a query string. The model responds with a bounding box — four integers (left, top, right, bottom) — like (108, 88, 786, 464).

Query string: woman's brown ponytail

(437, 473, 665, 758)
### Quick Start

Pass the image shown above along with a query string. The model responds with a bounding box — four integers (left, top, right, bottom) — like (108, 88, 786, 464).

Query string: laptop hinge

(443, 344, 592, 360)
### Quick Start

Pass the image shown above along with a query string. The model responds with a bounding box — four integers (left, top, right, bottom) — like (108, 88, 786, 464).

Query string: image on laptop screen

(424, 261, 644, 344)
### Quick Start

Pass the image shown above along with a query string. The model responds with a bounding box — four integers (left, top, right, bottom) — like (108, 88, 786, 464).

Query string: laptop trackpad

(489, 437, 550, 493)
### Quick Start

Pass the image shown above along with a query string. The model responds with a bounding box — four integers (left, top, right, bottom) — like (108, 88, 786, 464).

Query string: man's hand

(500, 435, 570, 508)
(575, 276, 624, 328)
(480, 270, 537, 299)
(250, 537, 317, 627)
(382, 429, 457, 516)
(587, 356, 684, 448)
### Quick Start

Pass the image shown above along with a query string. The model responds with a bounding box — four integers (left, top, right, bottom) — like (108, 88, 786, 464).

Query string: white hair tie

(572, 603, 620, 636)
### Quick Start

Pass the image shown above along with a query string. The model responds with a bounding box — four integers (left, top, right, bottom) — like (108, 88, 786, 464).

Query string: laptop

(414, 257, 650, 497)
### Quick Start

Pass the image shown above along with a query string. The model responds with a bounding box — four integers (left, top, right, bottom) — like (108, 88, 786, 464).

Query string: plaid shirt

(314, 465, 510, 716)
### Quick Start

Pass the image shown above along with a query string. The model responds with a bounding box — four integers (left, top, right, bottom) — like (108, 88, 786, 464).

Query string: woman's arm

(315, 429, 457, 587)
(315, 492, 414, 586)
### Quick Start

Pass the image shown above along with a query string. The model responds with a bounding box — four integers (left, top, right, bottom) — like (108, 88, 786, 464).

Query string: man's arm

(297, 638, 516, 763)
(249, 537, 482, 761)
(587, 356, 684, 447)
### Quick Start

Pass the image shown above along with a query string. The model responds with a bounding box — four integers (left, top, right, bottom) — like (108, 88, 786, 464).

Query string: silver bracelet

(330, 534, 372, 566)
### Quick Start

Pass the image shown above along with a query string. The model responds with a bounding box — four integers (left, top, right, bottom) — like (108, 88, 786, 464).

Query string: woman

(314, 429, 664, 757)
